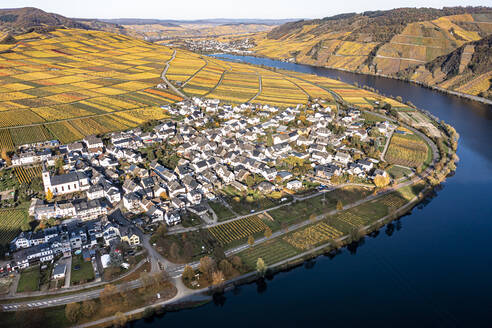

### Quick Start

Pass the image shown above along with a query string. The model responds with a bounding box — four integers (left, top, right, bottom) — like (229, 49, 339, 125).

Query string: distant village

(172, 37, 256, 54)
(1, 96, 396, 278)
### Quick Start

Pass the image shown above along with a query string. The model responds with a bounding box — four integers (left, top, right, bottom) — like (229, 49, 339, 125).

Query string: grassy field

(208, 201, 235, 222)
(269, 187, 372, 225)
(70, 255, 94, 285)
(387, 165, 413, 179)
(17, 266, 40, 293)
(238, 239, 298, 269)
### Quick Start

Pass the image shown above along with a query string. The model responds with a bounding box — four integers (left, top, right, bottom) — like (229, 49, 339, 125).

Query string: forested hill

(250, 7, 492, 100)
(0, 7, 122, 38)
(0, 7, 89, 33)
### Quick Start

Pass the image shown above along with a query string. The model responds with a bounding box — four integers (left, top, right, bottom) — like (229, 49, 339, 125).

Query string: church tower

(42, 165, 51, 194)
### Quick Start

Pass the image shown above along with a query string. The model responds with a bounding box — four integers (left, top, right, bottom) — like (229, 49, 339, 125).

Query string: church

(42, 168, 90, 196)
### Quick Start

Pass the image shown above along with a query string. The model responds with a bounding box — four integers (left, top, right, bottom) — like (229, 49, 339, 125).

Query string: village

(1, 95, 398, 291)
(170, 37, 256, 55)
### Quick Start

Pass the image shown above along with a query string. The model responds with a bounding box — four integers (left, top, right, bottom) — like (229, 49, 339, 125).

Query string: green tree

(65, 302, 82, 323)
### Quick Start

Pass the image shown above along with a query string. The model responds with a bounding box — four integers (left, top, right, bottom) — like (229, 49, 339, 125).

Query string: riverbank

(75, 181, 439, 328)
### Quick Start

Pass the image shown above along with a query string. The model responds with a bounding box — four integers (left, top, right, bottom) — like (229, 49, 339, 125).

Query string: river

(137, 54, 492, 328)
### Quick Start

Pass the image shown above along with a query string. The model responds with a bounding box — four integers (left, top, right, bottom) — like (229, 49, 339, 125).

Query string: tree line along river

(135, 54, 492, 328)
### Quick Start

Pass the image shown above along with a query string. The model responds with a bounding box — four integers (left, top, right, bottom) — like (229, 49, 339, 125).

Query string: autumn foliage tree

(183, 264, 195, 282)
(65, 302, 82, 323)
(248, 235, 255, 246)
(81, 300, 97, 317)
(218, 259, 234, 277)
(336, 200, 343, 211)
(1, 148, 10, 166)
(100, 284, 117, 305)
(212, 270, 225, 286)
(45, 188, 53, 201)
(264, 227, 272, 238)
(374, 174, 390, 188)
(199, 256, 216, 282)
(256, 258, 267, 276)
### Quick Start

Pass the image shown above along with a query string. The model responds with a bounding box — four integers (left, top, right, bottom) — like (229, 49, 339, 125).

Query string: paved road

(247, 74, 262, 103)
(181, 56, 208, 88)
(161, 50, 189, 100)
(380, 129, 394, 161)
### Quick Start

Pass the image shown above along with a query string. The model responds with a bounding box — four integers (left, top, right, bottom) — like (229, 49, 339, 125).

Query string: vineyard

(0, 28, 182, 144)
(385, 133, 429, 167)
(14, 166, 42, 184)
(0, 25, 429, 147)
(238, 239, 298, 269)
(283, 222, 343, 250)
(208, 216, 268, 245)
(0, 210, 28, 245)
(379, 193, 408, 211)
(332, 211, 366, 228)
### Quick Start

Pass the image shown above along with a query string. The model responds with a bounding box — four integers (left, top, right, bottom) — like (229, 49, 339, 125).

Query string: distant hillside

(401, 35, 492, 99)
(101, 18, 296, 26)
(0, 7, 90, 34)
(246, 7, 492, 100)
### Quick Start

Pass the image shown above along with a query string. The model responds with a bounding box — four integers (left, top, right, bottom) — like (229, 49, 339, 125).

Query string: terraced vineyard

(0, 26, 426, 146)
(0, 210, 28, 245)
(208, 216, 268, 245)
(241, 9, 492, 99)
(0, 28, 181, 144)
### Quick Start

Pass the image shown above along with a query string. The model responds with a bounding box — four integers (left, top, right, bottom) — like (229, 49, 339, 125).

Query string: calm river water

(137, 54, 492, 328)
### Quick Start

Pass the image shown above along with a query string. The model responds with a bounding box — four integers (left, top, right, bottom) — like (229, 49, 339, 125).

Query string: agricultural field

(182, 61, 226, 96)
(10, 126, 52, 146)
(283, 222, 343, 250)
(166, 51, 207, 84)
(0, 129, 14, 151)
(0, 209, 29, 245)
(0, 28, 182, 143)
(208, 216, 268, 245)
(0, 26, 428, 147)
(254, 71, 308, 107)
(14, 166, 42, 184)
(207, 71, 259, 104)
(238, 239, 298, 269)
(269, 186, 372, 225)
(385, 133, 429, 167)
(378, 193, 409, 211)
